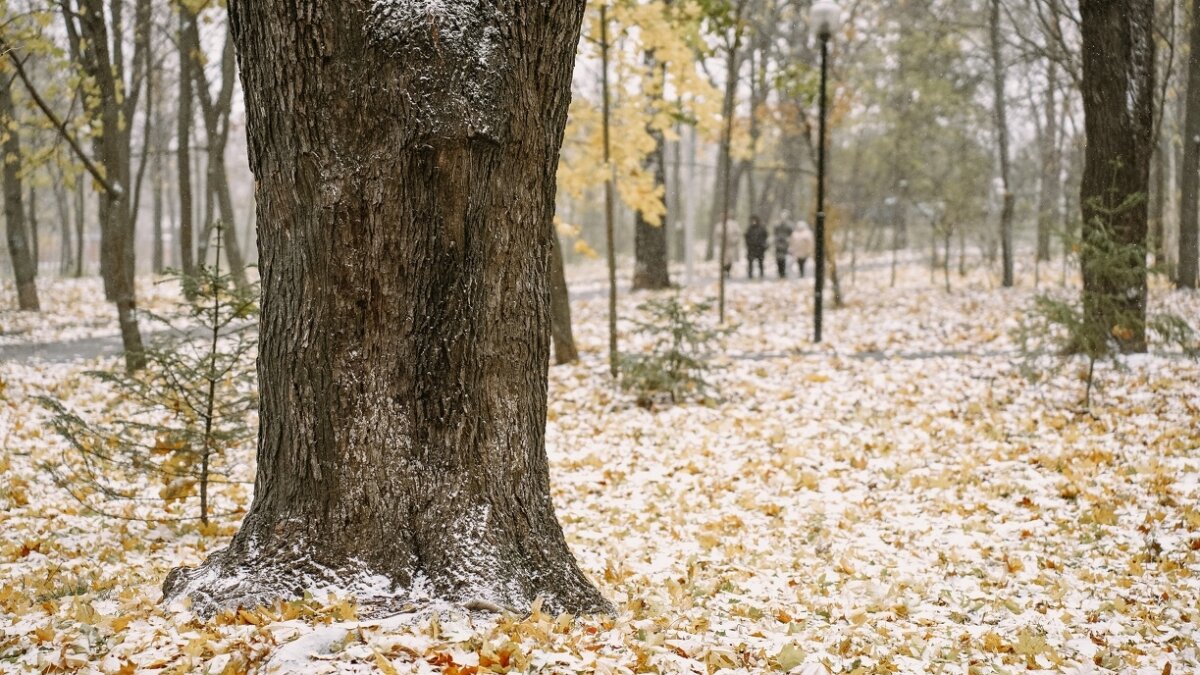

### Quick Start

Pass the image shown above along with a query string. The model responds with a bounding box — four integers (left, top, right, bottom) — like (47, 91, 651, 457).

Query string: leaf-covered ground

(2, 260, 1198, 674)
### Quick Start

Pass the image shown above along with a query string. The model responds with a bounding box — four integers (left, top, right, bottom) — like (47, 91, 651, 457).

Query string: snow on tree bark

(163, 0, 610, 616)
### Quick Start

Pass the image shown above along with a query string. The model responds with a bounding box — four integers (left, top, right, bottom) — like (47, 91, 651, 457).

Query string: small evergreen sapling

(41, 226, 258, 524)
(1020, 195, 1197, 407)
(619, 294, 734, 406)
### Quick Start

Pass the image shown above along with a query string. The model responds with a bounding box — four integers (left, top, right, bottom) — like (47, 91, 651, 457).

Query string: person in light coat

(772, 210, 794, 278)
(789, 220, 815, 278)
(719, 219, 741, 278)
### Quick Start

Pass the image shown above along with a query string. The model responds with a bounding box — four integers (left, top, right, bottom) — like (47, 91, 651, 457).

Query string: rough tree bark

(1, 79, 40, 311)
(1179, 0, 1200, 288)
(163, 0, 609, 617)
(1079, 0, 1156, 350)
(990, 0, 1015, 287)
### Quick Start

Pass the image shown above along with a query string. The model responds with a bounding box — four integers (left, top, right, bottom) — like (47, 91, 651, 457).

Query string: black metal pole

(814, 33, 829, 343)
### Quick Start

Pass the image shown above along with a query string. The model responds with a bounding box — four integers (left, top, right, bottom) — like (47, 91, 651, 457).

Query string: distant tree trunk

(164, 0, 608, 617)
(707, 41, 741, 262)
(671, 120, 684, 262)
(632, 128, 671, 290)
(186, 19, 249, 289)
(75, 0, 148, 371)
(151, 61, 165, 274)
(26, 185, 39, 273)
(73, 181, 84, 277)
(177, 7, 195, 279)
(990, 0, 1015, 287)
(1179, 0, 1200, 288)
(53, 176, 73, 275)
(1, 81, 39, 310)
(1079, 0, 1156, 350)
(600, 4, 618, 377)
(550, 232, 579, 364)
(1037, 61, 1060, 262)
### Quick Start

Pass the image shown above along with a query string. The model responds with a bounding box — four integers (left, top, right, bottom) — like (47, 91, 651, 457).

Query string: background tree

(1181, 0, 1200, 289)
(1, 74, 39, 310)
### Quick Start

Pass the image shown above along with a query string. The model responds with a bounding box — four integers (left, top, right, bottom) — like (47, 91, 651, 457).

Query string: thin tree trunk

(1038, 61, 1060, 263)
(165, 0, 608, 618)
(26, 186, 39, 273)
(74, 180, 84, 277)
(187, 19, 249, 289)
(53, 175, 72, 275)
(990, 0, 1015, 288)
(550, 232, 579, 365)
(600, 4, 618, 377)
(152, 59, 165, 274)
(632, 128, 671, 290)
(178, 6, 195, 279)
(1, 81, 39, 310)
(75, 0, 148, 371)
(1079, 0, 1156, 351)
(707, 41, 741, 262)
(1179, 0, 1200, 288)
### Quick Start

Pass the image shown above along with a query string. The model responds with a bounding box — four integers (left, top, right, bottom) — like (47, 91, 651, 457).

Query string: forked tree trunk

(1, 81, 39, 311)
(164, 0, 608, 617)
(1079, 0, 1156, 351)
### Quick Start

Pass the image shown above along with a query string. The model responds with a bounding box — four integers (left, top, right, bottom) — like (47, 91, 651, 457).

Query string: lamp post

(810, 0, 839, 343)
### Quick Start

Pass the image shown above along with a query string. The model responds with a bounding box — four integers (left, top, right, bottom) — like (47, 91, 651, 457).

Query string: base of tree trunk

(163, 506, 613, 619)
(16, 282, 39, 311)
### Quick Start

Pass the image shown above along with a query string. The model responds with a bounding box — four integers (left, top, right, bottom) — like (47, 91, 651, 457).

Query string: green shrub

(40, 227, 257, 524)
(1019, 198, 1196, 407)
(619, 295, 733, 407)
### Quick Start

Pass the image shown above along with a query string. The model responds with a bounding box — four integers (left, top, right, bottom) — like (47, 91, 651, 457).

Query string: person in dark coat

(772, 211, 794, 278)
(744, 215, 768, 279)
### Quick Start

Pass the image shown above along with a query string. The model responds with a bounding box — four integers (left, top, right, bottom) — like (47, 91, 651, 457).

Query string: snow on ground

(1, 259, 1198, 674)
(0, 277, 188, 346)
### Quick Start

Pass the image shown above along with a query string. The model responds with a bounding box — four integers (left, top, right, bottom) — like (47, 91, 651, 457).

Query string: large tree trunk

(1, 81, 40, 311)
(164, 0, 608, 617)
(1079, 0, 1156, 351)
(549, 231, 579, 365)
(990, 0, 1015, 287)
(1179, 0, 1200, 288)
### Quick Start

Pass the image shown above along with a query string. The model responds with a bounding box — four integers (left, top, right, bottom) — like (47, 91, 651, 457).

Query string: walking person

(789, 220, 815, 278)
(719, 218, 741, 278)
(744, 215, 768, 279)
(773, 211, 794, 279)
